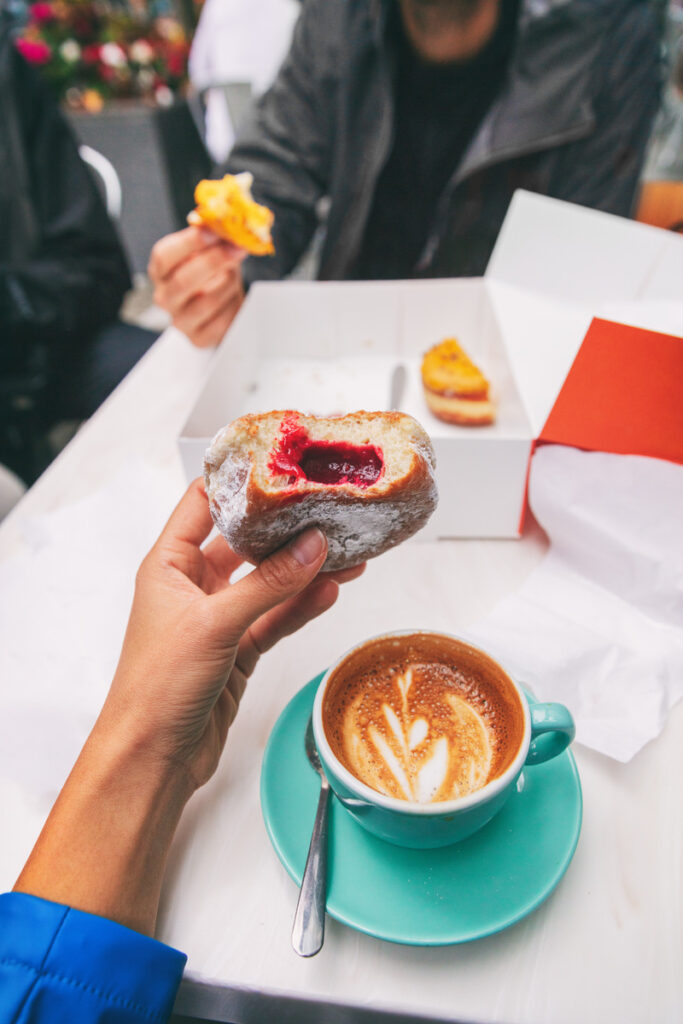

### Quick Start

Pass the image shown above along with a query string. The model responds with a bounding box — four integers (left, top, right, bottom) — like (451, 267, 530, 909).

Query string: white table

(1, 330, 681, 1024)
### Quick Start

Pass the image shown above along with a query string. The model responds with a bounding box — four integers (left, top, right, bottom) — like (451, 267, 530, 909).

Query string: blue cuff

(0, 892, 187, 1023)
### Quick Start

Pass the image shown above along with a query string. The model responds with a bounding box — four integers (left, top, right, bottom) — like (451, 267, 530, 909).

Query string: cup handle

(526, 703, 575, 765)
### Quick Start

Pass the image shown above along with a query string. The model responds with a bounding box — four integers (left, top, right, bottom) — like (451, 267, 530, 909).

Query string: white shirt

(189, 0, 300, 161)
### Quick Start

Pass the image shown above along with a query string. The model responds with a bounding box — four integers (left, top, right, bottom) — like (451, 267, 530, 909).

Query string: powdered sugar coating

(204, 411, 438, 570)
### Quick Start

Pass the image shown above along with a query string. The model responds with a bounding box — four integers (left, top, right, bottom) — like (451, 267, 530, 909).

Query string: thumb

(214, 528, 328, 639)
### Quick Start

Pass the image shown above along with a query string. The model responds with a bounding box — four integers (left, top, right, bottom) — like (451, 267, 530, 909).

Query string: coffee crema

(322, 634, 525, 804)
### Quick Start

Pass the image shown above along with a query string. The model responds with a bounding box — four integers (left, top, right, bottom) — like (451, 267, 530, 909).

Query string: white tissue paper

(0, 459, 183, 802)
(466, 445, 683, 762)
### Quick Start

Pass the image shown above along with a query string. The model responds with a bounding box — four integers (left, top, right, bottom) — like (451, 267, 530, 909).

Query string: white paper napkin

(0, 459, 183, 802)
(466, 445, 683, 762)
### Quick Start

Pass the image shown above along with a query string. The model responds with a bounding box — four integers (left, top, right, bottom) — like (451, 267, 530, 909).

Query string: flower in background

(155, 84, 173, 107)
(81, 43, 101, 65)
(129, 39, 154, 65)
(165, 47, 186, 78)
(82, 88, 104, 113)
(16, 0, 192, 110)
(30, 3, 55, 25)
(59, 39, 81, 63)
(51, 1, 70, 20)
(154, 17, 186, 45)
(137, 68, 155, 91)
(15, 37, 52, 65)
(99, 42, 127, 68)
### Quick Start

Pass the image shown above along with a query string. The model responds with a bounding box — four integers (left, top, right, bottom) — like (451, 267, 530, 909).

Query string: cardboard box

(179, 191, 683, 539)
(179, 277, 533, 538)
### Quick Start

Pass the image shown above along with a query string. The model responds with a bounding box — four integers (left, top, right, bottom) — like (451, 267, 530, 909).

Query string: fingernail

(289, 528, 326, 566)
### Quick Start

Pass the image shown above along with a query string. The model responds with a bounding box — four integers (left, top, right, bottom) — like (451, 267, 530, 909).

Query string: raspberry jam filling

(268, 414, 383, 488)
(300, 444, 383, 486)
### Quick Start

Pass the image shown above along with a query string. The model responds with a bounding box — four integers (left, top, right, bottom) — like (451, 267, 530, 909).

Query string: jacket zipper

(415, 113, 596, 273)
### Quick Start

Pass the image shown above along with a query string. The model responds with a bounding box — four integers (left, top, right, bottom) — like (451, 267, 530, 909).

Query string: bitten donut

(204, 410, 438, 571)
(187, 172, 274, 255)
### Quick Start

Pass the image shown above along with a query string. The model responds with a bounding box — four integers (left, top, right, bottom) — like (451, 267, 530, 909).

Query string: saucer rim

(260, 672, 583, 946)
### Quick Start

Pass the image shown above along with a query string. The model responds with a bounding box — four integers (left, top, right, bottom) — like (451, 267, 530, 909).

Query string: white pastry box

(178, 191, 683, 539)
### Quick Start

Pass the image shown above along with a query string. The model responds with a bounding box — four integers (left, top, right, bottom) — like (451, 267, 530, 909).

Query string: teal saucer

(260, 673, 582, 946)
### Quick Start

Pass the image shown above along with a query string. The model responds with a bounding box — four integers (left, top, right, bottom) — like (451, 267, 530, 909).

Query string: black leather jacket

(0, 19, 130, 374)
(227, 0, 661, 287)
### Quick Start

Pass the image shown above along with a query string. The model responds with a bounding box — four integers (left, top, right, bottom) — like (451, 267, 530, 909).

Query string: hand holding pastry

(14, 479, 364, 935)
(148, 226, 246, 348)
(105, 478, 364, 789)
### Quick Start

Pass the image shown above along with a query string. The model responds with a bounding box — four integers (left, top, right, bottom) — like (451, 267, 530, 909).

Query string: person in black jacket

(0, 14, 157, 483)
(149, 0, 662, 349)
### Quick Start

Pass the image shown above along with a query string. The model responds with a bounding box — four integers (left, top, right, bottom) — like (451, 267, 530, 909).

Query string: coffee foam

(323, 634, 524, 804)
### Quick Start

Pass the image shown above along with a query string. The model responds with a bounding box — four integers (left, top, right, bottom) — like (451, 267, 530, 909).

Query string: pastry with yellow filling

(187, 172, 275, 255)
(421, 338, 495, 426)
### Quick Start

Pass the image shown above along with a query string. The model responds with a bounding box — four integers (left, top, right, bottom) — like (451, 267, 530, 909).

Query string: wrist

(90, 699, 197, 803)
(15, 706, 194, 935)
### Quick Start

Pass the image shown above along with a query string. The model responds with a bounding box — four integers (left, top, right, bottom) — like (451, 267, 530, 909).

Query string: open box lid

(484, 191, 683, 434)
(537, 317, 683, 466)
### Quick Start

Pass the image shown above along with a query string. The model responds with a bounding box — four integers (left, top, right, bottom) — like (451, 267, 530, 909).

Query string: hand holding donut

(105, 478, 365, 789)
(148, 227, 246, 349)
(14, 479, 364, 935)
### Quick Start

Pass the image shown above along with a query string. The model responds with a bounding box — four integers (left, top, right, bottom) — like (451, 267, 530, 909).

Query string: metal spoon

(291, 716, 330, 957)
(389, 362, 407, 410)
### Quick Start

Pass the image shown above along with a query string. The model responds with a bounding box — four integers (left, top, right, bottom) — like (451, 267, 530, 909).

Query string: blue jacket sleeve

(0, 893, 187, 1024)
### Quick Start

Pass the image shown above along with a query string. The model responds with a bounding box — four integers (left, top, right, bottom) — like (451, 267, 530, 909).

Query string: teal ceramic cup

(312, 631, 575, 849)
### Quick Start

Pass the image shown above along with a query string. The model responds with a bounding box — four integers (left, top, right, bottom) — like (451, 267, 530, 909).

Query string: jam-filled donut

(204, 410, 438, 570)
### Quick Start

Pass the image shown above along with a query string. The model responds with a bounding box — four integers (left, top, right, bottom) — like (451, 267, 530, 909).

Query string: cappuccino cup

(312, 631, 575, 849)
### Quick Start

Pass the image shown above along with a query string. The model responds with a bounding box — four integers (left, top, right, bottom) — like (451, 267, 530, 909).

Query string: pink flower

(15, 37, 52, 65)
(30, 3, 54, 24)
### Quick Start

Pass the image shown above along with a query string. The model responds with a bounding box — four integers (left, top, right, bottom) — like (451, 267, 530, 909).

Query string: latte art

(323, 635, 524, 805)
(340, 666, 494, 803)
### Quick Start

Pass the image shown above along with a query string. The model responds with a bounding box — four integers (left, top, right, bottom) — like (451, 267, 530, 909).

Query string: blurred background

(0, 0, 681, 510)
(3, 0, 303, 300)
(4, 0, 681, 309)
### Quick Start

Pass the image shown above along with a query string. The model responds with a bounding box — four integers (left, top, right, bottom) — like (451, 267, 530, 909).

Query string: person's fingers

(200, 265, 239, 296)
(321, 561, 367, 585)
(155, 478, 214, 551)
(203, 545, 366, 591)
(174, 269, 241, 335)
(209, 236, 248, 263)
(250, 578, 340, 655)
(170, 266, 242, 342)
(189, 288, 244, 349)
(202, 534, 245, 583)
(235, 578, 340, 678)
(148, 226, 221, 284)
(154, 247, 239, 315)
(211, 528, 328, 640)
